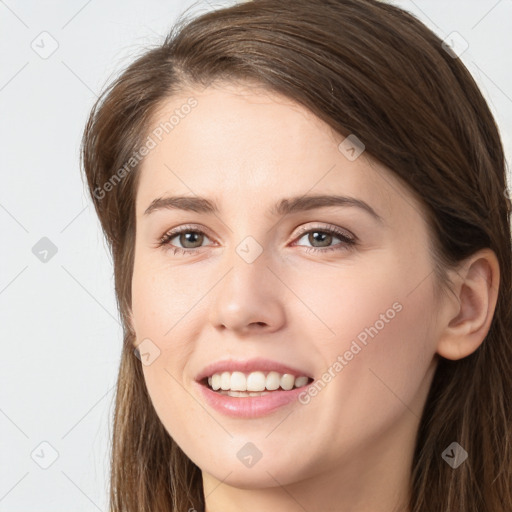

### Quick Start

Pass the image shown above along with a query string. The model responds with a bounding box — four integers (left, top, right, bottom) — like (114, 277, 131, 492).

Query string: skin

(129, 81, 499, 512)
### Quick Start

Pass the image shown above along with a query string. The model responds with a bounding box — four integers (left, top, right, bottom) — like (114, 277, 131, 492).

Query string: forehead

(135, 82, 414, 221)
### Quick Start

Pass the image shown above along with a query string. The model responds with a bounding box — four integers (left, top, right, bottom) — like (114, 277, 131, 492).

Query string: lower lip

(195, 381, 311, 418)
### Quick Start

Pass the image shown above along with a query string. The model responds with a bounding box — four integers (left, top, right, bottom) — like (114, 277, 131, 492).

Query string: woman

(80, 0, 512, 510)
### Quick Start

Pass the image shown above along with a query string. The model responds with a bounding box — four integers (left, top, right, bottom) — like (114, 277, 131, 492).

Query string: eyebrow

(143, 194, 383, 222)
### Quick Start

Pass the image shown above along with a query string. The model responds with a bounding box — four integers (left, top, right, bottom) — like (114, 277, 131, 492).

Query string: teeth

(206, 370, 311, 392)
(266, 371, 281, 390)
(221, 390, 271, 397)
(247, 371, 266, 391)
(220, 371, 231, 390)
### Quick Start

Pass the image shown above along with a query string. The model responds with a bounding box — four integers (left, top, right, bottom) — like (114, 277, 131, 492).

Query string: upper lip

(195, 357, 314, 383)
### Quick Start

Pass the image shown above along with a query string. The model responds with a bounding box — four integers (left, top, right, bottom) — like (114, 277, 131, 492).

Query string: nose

(208, 244, 286, 335)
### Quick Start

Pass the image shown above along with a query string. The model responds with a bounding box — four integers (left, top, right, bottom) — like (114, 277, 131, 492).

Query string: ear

(436, 248, 500, 360)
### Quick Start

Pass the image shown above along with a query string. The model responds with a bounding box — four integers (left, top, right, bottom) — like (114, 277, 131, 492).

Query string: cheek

(132, 274, 202, 448)
(131, 257, 205, 422)
(291, 257, 436, 418)
(131, 256, 202, 336)
(284, 258, 407, 349)
(141, 361, 207, 461)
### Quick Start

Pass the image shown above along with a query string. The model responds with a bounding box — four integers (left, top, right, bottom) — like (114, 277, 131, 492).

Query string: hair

(80, 0, 512, 510)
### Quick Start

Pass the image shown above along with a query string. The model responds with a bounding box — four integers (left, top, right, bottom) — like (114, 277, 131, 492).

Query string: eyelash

(156, 223, 356, 256)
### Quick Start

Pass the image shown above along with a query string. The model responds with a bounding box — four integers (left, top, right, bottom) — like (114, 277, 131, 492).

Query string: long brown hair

(80, 1, 512, 510)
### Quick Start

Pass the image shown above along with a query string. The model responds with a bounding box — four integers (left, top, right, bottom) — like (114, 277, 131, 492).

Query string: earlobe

(436, 248, 500, 361)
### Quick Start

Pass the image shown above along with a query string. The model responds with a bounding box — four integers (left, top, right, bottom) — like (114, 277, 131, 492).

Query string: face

(130, 81, 443, 490)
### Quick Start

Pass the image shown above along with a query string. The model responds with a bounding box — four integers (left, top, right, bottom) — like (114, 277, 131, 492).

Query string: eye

(156, 223, 356, 256)
(156, 224, 214, 256)
(292, 224, 356, 254)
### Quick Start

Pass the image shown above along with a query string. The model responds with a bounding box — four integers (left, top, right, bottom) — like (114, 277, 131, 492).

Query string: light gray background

(1, 1, 511, 510)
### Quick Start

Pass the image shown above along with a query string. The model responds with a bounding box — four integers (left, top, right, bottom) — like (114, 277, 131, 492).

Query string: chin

(200, 456, 306, 489)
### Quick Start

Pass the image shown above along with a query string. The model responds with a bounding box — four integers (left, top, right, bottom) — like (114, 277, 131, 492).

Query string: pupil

(182, 232, 202, 248)
(310, 231, 331, 247)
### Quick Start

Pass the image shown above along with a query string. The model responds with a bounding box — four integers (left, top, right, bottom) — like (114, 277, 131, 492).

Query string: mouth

(199, 371, 315, 397)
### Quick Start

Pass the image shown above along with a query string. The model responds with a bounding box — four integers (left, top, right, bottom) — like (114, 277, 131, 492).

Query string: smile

(196, 372, 315, 418)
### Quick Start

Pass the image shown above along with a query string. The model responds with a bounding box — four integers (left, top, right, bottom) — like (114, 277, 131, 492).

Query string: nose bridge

(221, 212, 274, 287)
(220, 235, 272, 306)
(208, 232, 286, 333)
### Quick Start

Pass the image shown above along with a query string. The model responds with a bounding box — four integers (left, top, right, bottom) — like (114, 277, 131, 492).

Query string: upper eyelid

(293, 223, 355, 240)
